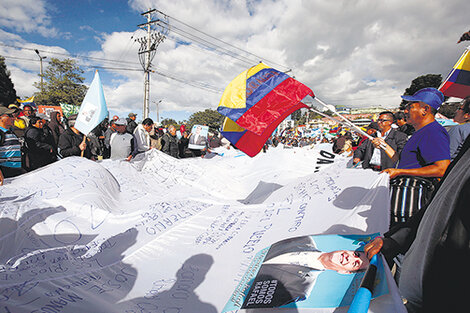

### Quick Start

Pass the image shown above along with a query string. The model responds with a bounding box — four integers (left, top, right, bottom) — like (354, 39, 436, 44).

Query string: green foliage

(400, 74, 443, 108)
(0, 55, 17, 106)
(438, 101, 461, 119)
(33, 58, 88, 106)
(188, 109, 224, 130)
(291, 109, 326, 125)
(291, 109, 302, 121)
(160, 118, 178, 127)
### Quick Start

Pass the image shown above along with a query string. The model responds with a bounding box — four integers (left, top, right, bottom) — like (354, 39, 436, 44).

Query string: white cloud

(0, 0, 59, 37)
(3, 0, 470, 120)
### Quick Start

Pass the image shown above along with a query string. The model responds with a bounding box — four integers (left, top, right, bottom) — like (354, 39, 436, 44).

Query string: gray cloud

(2, 0, 470, 118)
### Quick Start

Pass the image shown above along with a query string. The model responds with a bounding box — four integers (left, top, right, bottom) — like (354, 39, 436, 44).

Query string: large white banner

(0, 145, 405, 313)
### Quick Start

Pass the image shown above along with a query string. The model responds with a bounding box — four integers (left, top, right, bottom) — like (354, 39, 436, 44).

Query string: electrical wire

(155, 9, 290, 71)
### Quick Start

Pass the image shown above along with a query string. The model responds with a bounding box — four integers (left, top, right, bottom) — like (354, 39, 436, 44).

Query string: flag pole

(307, 106, 344, 125)
(347, 254, 379, 313)
(80, 136, 87, 157)
(313, 97, 375, 141)
(438, 47, 470, 91)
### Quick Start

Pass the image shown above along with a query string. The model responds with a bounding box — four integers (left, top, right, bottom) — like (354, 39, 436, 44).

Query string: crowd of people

(2, 87, 470, 312)
(0, 105, 235, 185)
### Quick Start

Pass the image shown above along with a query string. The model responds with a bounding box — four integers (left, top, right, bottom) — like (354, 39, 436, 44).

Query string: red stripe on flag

(440, 81, 470, 98)
(236, 78, 313, 135)
(235, 102, 307, 157)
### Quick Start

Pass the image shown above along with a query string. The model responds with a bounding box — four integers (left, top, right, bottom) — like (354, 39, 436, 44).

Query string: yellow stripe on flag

(218, 63, 271, 110)
(454, 49, 470, 71)
(222, 116, 245, 132)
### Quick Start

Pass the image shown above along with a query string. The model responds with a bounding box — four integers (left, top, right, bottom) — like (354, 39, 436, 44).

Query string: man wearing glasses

(0, 106, 25, 185)
(353, 111, 408, 171)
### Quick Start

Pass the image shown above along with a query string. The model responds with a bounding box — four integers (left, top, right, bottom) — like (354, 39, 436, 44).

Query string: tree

(160, 118, 178, 127)
(438, 102, 461, 119)
(33, 58, 88, 106)
(401, 74, 443, 108)
(0, 55, 17, 106)
(188, 109, 225, 130)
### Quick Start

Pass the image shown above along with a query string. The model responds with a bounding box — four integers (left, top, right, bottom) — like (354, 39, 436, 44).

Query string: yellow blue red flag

(218, 63, 313, 156)
(439, 48, 470, 98)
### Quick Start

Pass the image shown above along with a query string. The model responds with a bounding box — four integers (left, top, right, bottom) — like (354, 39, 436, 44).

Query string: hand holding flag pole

(75, 70, 109, 157)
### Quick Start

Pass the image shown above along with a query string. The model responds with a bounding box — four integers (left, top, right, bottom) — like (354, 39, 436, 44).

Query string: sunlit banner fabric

(440, 48, 470, 98)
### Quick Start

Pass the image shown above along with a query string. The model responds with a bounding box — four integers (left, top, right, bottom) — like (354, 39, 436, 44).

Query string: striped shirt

(0, 126, 22, 169)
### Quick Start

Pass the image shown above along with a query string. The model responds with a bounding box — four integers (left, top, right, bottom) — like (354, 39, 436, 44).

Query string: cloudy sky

(1, 0, 469, 122)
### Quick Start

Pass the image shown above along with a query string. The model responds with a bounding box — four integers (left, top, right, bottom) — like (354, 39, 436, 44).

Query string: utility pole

(136, 9, 167, 119)
(34, 49, 47, 94)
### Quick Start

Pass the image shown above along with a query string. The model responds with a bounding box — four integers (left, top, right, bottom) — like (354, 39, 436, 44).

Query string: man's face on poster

(321, 250, 369, 274)
(195, 126, 201, 135)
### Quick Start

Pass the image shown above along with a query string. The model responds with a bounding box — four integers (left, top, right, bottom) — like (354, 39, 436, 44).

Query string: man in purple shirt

(383, 88, 450, 179)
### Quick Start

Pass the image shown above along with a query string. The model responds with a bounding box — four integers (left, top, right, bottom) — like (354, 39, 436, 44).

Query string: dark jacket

(48, 111, 65, 147)
(398, 123, 415, 136)
(208, 136, 221, 148)
(126, 118, 138, 134)
(24, 126, 56, 170)
(161, 132, 179, 158)
(178, 136, 189, 158)
(242, 236, 322, 309)
(354, 128, 408, 169)
(382, 135, 470, 313)
(58, 128, 92, 159)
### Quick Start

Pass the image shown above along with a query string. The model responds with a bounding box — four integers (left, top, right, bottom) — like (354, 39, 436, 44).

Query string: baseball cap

(0, 106, 17, 115)
(115, 118, 127, 126)
(128, 113, 137, 117)
(401, 87, 444, 110)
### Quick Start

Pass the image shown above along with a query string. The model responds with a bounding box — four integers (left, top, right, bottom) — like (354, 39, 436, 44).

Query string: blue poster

(223, 233, 388, 311)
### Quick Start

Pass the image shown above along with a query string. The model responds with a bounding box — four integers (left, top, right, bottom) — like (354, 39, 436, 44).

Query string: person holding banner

(365, 133, 470, 313)
(382, 88, 451, 226)
(133, 118, 154, 154)
(58, 114, 92, 159)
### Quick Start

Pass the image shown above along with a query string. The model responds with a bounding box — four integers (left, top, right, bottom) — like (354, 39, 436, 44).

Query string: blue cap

(401, 87, 444, 110)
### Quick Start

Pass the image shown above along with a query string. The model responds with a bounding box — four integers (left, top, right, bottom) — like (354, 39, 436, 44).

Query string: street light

(34, 49, 47, 94)
(153, 99, 162, 125)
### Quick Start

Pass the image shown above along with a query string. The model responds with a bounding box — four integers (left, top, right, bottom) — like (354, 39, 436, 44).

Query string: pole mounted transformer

(136, 9, 168, 119)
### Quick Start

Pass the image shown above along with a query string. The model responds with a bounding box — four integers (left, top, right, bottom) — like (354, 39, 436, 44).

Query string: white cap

(115, 118, 127, 126)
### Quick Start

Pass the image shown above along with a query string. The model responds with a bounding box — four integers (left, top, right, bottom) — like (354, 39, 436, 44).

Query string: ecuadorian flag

(218, 63, 313, 156)
(440, 48, 470, 98)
